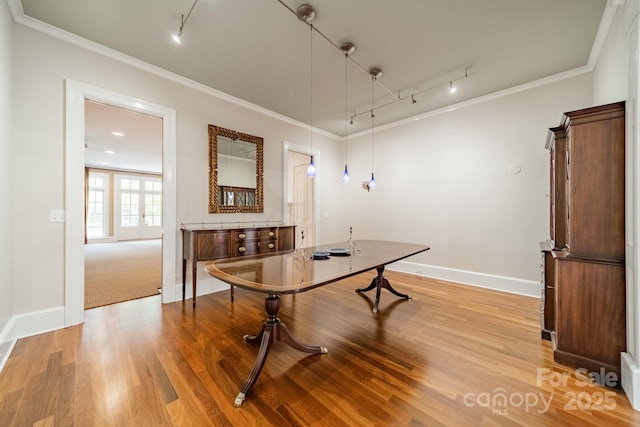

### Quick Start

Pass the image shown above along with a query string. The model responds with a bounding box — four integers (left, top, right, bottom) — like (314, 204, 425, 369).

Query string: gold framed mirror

(208, 125, 264, 213)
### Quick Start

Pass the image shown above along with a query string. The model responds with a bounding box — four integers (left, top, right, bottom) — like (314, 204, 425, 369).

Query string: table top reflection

(204, 240, 430, 294)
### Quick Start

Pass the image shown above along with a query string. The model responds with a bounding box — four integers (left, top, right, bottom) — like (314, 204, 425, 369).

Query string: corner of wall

(623, 352, 640, 409)
(0, 306, 65, 374)
(0, 317, 17, 372)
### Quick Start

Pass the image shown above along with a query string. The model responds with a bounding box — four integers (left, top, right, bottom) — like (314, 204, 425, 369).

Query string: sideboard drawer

(232, 230, 258, 241)
(256, 228, 278, 239)
(195, 230, 230, 260)
(257, 241, 278, 253)
(232, 242, 259, 256)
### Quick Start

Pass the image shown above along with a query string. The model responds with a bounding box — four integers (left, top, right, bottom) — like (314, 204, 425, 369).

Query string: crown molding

(8, 0, 621, 142)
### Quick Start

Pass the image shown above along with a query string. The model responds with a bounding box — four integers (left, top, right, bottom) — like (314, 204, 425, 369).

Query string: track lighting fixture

(341, 41, 355, 184)
(296, 4, 316, 23)
(274, 3, 476, 127)
(368, 71, 378, 191)
(172, 0, 199, 44)
(306, 16, 316, 178)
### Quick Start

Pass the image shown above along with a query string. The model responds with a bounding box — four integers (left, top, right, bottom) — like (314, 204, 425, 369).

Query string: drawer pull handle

(268, 232, 275, 237)
(238, 233, 246, 239)
(268, 243, 275, 249)
(238, 247, 246, 253)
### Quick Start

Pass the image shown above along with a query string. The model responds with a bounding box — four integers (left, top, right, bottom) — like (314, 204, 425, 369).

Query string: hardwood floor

(1, 271, 639, 426)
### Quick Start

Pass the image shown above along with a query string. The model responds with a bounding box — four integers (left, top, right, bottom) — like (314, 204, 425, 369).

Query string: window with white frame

(87, 172, 109, 239)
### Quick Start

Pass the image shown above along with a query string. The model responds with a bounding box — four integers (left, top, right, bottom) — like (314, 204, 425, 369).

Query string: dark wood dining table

(204, 239, 430, 406)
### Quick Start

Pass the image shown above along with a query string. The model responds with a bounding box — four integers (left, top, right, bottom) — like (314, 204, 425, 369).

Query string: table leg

(356, 265, 411, 313)
(235, 294, 327, 407)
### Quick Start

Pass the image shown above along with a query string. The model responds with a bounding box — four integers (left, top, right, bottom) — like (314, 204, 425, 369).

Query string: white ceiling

(84, 100, 163, 174)
(12, 0, 609, 172)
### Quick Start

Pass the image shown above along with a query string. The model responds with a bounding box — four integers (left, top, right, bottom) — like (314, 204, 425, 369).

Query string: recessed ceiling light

(101, 162, 109, 165)
(105, 150, 115, 154)
(111, 131, 124, 137)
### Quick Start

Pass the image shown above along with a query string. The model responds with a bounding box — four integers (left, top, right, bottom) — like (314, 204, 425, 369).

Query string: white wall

(4, 1, 609, 335)
(9, 23, 344, 316)
(340, 74, 592, 290)
(0, 0, 13, 366)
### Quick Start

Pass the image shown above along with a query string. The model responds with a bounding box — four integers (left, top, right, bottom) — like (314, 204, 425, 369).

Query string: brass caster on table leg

(234, 392, 246, 407)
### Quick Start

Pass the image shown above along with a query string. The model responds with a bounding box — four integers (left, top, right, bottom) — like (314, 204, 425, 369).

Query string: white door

(292, 155, 314, 248)
(115, 174, 162, 240)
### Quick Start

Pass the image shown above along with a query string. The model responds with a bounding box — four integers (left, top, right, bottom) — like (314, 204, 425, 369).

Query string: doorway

(83, 100, 164, 309)
(283, 141, 317, 248)
(65, 80, 177, 327)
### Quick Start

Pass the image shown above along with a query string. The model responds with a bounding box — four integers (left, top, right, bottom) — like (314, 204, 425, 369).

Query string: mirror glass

(208, 125, 263, 213)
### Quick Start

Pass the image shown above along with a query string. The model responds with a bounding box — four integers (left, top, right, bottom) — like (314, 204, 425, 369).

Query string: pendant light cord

(310, 24, 313, 153)
(371, 75, 374, 170)
(344, 52, 348, 158)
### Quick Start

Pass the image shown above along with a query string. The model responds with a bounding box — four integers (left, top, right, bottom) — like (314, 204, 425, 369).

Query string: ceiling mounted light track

(350, 67, 474, 122)
(274, 2, 476, 132)
(276, 1, 398, 100)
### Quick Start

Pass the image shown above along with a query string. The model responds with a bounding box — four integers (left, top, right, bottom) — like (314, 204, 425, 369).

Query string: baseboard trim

(171, 276, 230, 303)
(0, 306, 65, 374)
(622, 352, 640, 410)
(389, 261, 540, 297)
(170, 261, 540, 303)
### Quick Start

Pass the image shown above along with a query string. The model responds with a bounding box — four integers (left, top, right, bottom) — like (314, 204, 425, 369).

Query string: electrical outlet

(49, 210, 65, 223)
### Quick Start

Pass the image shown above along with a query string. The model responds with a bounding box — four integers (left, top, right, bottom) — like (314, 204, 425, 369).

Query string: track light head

(340, 41, 356, 56)
(296, 4, 316, 23)
(172, 30, 182, 44)
(172, 0, 199, 44)
(369, 68, 383, 79)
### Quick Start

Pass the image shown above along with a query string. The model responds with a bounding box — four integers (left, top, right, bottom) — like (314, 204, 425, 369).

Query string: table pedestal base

(235, 294, 327, 407)
(356, 265, 411, 313)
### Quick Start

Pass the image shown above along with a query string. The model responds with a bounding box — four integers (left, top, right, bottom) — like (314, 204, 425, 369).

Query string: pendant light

(306, 23, 316, 178)
(341, 42, 355, 183)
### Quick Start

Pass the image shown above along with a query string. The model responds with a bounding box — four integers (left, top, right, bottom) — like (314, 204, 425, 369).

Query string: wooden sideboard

(181, 224, 296, 307)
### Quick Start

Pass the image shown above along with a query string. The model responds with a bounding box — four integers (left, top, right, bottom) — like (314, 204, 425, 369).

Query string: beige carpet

(84, 239, 162, 309)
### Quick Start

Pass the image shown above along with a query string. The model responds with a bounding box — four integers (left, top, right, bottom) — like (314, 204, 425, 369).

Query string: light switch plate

(50, 210, 65, 223)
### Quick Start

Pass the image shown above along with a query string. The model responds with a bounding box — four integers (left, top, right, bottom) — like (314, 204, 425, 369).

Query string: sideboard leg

(182, 258, 187, 301)
(191, 261, 198, 308)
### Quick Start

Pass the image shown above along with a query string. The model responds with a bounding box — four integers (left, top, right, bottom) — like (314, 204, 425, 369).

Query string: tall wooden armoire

(540, 101, 626, 382)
